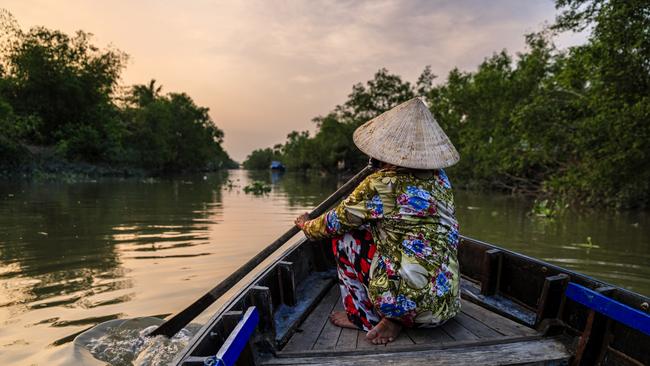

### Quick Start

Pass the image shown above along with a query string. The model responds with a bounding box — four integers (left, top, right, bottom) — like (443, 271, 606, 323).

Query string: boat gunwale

(459, 235, 650, 304)
(459, 235, 650, 312)
(171, 236, 310, 364)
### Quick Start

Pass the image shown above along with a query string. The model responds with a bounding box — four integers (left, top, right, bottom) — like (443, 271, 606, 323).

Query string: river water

(0, 169, 648, 365)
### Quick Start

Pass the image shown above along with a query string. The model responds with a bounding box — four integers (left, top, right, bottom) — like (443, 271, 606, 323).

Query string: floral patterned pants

(332, 228, 449, 331)
(331, 228, 381, 331)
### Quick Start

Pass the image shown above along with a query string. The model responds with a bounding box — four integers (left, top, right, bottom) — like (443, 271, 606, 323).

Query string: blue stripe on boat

(565, 282, 650, 336)
(204, 306, 259, 366)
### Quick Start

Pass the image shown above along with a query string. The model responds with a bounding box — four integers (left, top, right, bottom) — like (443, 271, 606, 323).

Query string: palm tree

(130, 79, 162, 107)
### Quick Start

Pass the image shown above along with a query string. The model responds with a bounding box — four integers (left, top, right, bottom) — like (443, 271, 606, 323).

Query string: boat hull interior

(172, 236, 649, 366)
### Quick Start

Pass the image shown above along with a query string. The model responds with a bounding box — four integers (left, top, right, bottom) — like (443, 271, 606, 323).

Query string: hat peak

(352, 97, 459, 169)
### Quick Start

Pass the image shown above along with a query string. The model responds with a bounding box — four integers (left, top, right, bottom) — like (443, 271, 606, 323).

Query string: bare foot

(329, 311, 357, 329)
(366, 318, 402, 344)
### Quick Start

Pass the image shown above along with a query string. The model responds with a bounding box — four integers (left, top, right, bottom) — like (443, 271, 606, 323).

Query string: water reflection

(454, 190, 650, 294)
(0, 172, 229, 365)
(1, 173, 228, 305)
(246, 169, 340, 207)
(0, 170, 647, 365)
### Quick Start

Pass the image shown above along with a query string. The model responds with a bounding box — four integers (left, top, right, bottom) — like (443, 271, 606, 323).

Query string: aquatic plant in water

(225, 179, 240, 190)
(571, 236, 600, 250)
(243, 181, 271, 195)
(530, 198, 568, 219)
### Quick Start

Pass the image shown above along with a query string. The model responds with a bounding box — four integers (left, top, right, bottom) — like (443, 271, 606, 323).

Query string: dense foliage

(0, 10, 236, 174)
(121, 80, 234, 171)
(244, 0, 649, 208)
(241, 146, 281, 170)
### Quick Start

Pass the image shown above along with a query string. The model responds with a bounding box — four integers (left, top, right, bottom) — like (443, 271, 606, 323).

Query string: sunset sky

(3, 1, 586, 161)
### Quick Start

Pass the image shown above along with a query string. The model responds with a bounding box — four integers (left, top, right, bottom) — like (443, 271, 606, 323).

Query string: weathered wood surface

(264, 337, 571, 365)
(277, 261, 297, 306)
(283, 285, 341, 351)
(312, 299, 344, 350)
(405, 326, 453, 344)
(274, 271, 336, 346)
(440, 318, 478, 341)
(535, 274, 569, 327)
(460, 300, 537, 336)
(280, 286, 540, 354)
(460, 277, 537, 326)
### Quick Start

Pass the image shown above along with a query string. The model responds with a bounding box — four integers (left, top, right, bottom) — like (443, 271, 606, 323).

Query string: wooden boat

(155, 168, 649, 366)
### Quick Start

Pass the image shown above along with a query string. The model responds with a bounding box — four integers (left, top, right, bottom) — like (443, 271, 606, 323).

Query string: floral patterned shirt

(303, 168, 461, 325)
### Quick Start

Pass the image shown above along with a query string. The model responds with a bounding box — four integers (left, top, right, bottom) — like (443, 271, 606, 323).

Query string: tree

(547, 0, 650, 206)
(0, 11, 237, 173)
(242, 148, 280, 170)
(122, 84, 236, 172)
(333, 68, 416, 126)
(0, 20, 127, 144)
(129, 79, 163, 107)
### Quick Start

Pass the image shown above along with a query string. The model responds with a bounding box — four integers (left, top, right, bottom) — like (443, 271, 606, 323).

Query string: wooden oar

(150, 166, 373, 338)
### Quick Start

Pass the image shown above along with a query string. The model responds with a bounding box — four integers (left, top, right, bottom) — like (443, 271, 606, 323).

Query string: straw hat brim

(352, 97, 460, 170)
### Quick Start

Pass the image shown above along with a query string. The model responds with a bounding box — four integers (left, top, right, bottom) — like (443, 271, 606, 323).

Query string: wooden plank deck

(265, 337, 571, 365)
(266, 285, 571, 365)
(281, 285, 538, 354)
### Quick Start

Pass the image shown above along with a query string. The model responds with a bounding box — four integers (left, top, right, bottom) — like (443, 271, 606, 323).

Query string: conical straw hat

(352, 97, 459, 169)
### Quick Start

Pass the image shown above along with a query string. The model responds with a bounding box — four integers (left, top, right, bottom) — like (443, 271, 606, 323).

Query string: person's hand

(295, 212, 310, 229)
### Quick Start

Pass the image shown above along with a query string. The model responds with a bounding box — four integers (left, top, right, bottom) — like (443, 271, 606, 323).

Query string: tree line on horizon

(0, 10, 237, 175)
(243, 0, 649, 209)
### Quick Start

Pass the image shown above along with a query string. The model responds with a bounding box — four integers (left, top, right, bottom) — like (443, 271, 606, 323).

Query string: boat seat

(264, 336, 571, 365)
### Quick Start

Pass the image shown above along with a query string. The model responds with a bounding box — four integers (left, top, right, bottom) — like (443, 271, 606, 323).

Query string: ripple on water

(74, 317, 198, 366)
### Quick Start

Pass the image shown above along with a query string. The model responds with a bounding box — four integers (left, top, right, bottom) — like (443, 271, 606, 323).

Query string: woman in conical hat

(295, 97, 461, 345)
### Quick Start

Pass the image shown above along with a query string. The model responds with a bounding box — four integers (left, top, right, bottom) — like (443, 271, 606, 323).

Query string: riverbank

(0, 145, 236, 182)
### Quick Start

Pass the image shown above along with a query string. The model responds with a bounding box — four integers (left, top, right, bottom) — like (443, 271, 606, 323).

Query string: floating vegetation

(571, 236, 600, 250)
(530, 199, 568, 219)
(570, 236, 601, 254)
(243, 181, 271, 195)
(225, 179, 240, 190)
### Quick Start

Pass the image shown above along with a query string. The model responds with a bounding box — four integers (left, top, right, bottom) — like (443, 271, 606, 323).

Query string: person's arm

(299, 175, 382, 240)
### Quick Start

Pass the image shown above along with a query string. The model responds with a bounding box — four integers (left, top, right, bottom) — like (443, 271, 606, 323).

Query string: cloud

(3, 0, 585, 161)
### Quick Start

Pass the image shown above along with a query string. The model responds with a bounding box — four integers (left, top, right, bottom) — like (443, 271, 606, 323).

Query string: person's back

(363, 167, 460, 326)
(296, 97, 461, 344)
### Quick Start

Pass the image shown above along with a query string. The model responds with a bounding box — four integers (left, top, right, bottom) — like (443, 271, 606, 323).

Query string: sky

(2, 0, 586, 162)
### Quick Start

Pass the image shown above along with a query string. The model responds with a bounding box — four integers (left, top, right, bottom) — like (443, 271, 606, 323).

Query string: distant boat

(270, 161, 285, 170)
